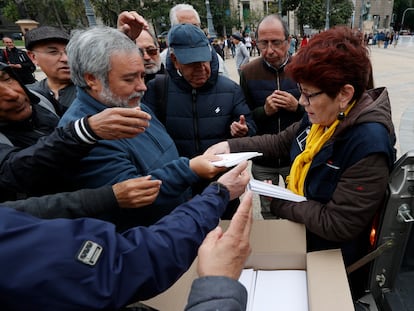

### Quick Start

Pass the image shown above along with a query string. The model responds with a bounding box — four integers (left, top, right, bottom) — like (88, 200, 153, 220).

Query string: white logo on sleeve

(77, 240, 103, 266)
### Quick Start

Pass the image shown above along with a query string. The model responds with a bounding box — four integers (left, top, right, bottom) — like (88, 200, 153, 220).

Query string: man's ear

(84, 73, 99, 91)
(27, 51, 37, 64)
(170, 53, 180, 69)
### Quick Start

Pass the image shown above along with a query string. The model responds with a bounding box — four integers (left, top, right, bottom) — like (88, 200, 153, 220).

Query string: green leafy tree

(296, 0, 353, 34)
(139, 0, 173, 35)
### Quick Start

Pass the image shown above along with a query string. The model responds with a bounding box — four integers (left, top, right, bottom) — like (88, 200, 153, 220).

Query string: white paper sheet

(238, 269, 256, 311)
(211, 152, 263, 167)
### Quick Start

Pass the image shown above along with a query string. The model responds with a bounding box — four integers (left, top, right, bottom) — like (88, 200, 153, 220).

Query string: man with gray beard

(59, 26, 226, 231)
(136, 29, 165, 84)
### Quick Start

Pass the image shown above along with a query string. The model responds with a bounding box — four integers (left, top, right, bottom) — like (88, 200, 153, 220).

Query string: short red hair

(286, 26, 371, 101)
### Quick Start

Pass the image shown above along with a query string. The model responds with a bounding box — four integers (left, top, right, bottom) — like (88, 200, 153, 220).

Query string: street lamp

(205, 0, 217, 38)
(83, 0, 97, 26)
(401, 8, 414, 34)
(325, 0, 330, 30)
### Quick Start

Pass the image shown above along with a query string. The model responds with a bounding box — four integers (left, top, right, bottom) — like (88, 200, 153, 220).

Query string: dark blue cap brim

(173, 46, 212, 64)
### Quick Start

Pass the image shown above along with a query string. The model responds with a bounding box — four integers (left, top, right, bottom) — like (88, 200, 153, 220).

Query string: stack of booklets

(247, 179, 307, 202)
(239, 268, 309, 311)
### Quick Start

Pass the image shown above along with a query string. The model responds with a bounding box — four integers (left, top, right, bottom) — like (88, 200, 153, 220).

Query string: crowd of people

(0, 4, 396, 311)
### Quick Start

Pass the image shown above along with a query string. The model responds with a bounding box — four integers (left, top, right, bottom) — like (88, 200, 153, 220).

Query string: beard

(99, 87, 145, 108)
(144, 58, 162, 75)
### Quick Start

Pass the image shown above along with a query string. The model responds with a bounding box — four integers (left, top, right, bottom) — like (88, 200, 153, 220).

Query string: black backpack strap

(154, 74, 169, 124)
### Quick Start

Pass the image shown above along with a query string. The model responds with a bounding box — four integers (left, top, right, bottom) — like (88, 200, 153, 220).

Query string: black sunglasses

(138, 47, 159, 56)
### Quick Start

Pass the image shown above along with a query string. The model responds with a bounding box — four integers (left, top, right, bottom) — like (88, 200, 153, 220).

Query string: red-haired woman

(206, 26, 396, 300)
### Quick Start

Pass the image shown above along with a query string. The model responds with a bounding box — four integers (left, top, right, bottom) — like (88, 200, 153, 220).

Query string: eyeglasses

(33, 49, 67, 58)
(257, 39, 287, 51)
(297, 83, 324, 105)
(138, 47, 159, 56)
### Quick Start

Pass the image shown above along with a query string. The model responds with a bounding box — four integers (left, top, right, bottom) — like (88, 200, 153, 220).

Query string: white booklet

(211, 152, 263, 167)
(247, 178, 307, 202)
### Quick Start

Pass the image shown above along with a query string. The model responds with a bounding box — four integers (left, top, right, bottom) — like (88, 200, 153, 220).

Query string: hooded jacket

(0, 63, 98, 202)
(143, 49, 256, 159)
(59, 88, 200, 230)
(228, 87, 396, 266)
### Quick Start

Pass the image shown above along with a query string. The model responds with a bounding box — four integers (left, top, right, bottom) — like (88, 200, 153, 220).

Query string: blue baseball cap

(168, 24, 212, 64)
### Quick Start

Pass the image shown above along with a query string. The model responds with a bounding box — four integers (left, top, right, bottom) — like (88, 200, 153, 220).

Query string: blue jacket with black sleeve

(59, 87, 200, 229)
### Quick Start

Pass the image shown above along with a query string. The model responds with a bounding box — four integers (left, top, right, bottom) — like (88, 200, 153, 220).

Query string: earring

(337, 111, 345, 121)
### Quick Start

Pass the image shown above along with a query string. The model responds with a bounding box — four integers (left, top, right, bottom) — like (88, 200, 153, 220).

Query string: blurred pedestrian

(232, 32, 249, 75)
(1, 36, 36, 84)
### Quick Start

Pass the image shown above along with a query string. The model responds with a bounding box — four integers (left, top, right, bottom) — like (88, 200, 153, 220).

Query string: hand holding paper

(211, 152, 263, 167)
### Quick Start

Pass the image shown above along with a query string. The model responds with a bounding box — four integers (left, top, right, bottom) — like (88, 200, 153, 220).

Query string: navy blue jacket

(144, 50, 256, 158)
(0, 183, 229, 311)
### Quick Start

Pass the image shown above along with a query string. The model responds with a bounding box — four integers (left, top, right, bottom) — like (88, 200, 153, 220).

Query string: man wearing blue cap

(143, 23, 256, 219)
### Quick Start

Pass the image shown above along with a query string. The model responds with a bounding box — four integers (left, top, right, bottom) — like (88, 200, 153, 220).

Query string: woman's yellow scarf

(287, 101, 356, 196)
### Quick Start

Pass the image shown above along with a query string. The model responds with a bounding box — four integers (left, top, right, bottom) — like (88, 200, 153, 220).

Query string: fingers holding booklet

(247, 179, 307, 202)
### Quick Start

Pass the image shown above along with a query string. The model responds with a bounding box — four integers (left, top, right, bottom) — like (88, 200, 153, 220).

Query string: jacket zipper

(276, 71, 281, 168)
(191, 89, 200, 153)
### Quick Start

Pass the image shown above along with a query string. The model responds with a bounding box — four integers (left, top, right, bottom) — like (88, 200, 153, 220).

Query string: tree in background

(295, 0, 353, 34)
(3, 0, 405, 37)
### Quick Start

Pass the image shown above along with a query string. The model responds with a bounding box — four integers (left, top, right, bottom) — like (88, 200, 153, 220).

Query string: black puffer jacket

(144, 49, 256, 158)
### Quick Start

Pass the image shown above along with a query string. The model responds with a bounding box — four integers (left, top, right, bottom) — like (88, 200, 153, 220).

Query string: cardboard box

(141, 219, 354, 311)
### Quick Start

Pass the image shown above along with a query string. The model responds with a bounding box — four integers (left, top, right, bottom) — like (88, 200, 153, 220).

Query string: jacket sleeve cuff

(208, 181, 230, 198)
(185, 276, 248, 311)
(72, 117, 100, 144)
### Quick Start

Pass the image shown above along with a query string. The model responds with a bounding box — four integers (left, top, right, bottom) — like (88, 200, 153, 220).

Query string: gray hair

(257, 14, 289, 40)
(67, 26, 139, 88)
(169, 3, 201, 26)
(140, 29, 158, 47)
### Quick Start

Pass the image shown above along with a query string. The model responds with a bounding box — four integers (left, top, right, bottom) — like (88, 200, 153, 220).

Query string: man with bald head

(239, 14, 304, 219)
(160, 3, 229, 77)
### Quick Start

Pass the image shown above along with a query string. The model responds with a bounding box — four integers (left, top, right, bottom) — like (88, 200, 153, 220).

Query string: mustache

(128, 91, 145, 100)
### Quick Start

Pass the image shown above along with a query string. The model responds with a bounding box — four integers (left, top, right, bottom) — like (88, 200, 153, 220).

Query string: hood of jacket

(165, 48, 219, 92)
(335, 87, 395, 139)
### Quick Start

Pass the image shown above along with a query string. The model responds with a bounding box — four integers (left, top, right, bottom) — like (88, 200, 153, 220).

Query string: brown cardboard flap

(306, 249, 354, 311)
(245, 219, 307, 270)
(140, 221, 353, 311)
